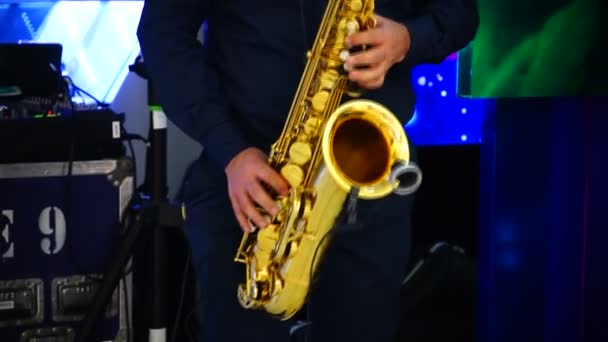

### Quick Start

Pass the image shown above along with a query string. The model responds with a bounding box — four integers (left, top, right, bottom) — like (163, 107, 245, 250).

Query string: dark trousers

(180, 152, 415, 342)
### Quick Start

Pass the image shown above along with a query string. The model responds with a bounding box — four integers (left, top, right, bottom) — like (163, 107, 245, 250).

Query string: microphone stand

(75, 56, 183, 342)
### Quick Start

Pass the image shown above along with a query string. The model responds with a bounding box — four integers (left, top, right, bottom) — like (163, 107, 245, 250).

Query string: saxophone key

(303, 117, 321, 135)
(349, 0, 363, 12)
(288, 141, 313, 165)
(346, 19, 359, 34)
(320, 70, 339, 89)
(280, 163, 305, 187)
(311, 90, 330, 112)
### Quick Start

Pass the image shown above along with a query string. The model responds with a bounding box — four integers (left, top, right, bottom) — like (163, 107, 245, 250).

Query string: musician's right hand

(225, 147, 290, 232)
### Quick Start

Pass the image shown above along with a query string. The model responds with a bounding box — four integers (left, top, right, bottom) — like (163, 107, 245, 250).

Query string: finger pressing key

(247, 181, 281, 218)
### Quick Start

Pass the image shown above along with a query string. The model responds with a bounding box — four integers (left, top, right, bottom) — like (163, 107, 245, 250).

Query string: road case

(0, 159, 133, 342)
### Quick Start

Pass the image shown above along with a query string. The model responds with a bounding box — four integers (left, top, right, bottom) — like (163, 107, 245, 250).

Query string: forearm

(137, 0, 249, 170)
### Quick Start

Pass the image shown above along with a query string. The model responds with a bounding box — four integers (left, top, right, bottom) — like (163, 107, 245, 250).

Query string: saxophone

(234, 0, 422, 320)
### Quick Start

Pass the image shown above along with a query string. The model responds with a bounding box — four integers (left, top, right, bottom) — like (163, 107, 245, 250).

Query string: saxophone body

(234, 0, 422, 320)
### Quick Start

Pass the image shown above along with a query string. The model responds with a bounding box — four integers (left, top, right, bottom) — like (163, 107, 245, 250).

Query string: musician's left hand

(344, 14, 411, 89)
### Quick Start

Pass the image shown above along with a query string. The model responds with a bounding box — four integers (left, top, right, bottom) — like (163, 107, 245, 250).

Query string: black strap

(333, 186, 361, 234)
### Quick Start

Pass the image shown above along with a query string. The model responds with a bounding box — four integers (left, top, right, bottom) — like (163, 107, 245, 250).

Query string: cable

(122, 268, 132, 342)
(58, 76, 142, 341)
(170, 246, 192, 342)
(120, 125, 140, 342)
(43, 62, 65, 117)
(63, 75, 109, 109)
(63, 78, 143, 278)
(123, 132, 148, 144)
(122, 125, 141, 203)
(61, 76, 105, 282)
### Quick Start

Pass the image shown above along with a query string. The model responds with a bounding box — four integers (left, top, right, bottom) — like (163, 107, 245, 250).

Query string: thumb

(373, 14, 389, 27)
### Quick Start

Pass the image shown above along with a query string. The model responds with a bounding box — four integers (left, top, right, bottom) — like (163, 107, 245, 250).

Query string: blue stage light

(407, 52, 490, 146)
(0, 1, 144, 104)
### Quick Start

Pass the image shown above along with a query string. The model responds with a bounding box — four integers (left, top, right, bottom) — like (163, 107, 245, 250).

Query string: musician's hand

(344, 14, 411, 89)
(225, 147, 289, 233)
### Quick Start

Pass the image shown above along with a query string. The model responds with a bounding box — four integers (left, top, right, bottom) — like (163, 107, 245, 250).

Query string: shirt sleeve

(400, 0, 480, 66)
(137, 0, 250, 170)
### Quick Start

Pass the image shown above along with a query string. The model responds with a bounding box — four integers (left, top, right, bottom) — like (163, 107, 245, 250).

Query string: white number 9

(39, 206, 66, 255)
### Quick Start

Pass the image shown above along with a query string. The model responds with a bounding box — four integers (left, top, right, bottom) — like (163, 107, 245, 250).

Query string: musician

(137, 0, 478, 341)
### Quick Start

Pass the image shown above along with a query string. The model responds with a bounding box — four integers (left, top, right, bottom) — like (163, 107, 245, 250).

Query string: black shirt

(137, 0, 479, 170)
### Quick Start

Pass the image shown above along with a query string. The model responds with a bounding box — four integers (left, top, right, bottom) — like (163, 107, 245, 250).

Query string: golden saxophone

(234, 0, 422, 320)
